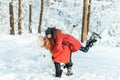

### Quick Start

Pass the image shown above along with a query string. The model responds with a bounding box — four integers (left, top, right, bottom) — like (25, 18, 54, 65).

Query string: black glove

(80, 46, 89, 53)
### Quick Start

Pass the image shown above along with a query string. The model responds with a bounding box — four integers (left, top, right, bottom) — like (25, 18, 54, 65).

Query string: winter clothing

(64, 52, 73, 76)
(64, 52, 73, 69)
(54, 62, 63, 77)
(45, 28, 82, 53)
(45, 27, 56, 42)
(44, 27, 82, 77)
(80, 46, 89, 53)
(52, 45, 71, 63)
(39, 36, 71, 77)
(42, 36, 71, 63)
(66, 67, 73, 76)
(45, 27, 54, 36)
(44, 27, 96, 78)
(62, 34, 82, 52)
(65, 62, 73, 69)
(86, 38, 97, 47)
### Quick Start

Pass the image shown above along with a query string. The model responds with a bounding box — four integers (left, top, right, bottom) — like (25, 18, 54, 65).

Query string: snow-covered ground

(0, 0, 120, 80)
(0, 34, 120, 80)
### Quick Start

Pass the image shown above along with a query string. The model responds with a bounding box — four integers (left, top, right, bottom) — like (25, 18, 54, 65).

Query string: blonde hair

(37, 35, 44, 46)
(37, 35, 55, 52)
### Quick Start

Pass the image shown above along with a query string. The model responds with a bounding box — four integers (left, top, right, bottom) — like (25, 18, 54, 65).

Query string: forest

(0, 0, 120, 47)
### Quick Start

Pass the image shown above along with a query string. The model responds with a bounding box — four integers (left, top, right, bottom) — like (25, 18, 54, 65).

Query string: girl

(37, 36, 72, 77)
(44, 27, 97, 77)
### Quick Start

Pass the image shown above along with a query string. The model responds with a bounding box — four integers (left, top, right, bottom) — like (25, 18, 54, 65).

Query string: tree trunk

(18, 0, 22, 35)
(38, 0, 44, 33)
(29, 0, 32, 33)
(81, 0, 89, 42)
(87, 0, 91, 32)
(9, 1, 15, 35)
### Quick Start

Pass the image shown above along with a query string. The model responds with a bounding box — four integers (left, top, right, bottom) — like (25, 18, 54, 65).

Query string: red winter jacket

(52, 45, 71, 63)
(52, 29, 82, 54)
(43, 36, 71, 63)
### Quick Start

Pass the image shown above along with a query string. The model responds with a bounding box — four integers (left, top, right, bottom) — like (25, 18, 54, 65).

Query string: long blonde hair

(43, 37, 55, 52)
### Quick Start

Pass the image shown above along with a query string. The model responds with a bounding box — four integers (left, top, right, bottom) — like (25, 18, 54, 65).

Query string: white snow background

(0, 0, 120, 80)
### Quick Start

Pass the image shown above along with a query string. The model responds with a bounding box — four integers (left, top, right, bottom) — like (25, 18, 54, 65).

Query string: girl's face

(47, 34, 52, 38)
(40, 43, 44, 47)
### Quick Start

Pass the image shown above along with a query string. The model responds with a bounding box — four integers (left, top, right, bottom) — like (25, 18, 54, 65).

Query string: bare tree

(38, 0, 44, 33)
(18, 0, 22, 35)
(9, 0, 15, 35)
(87, 0, 92, 32)
(81, 0, 91, 42)
(29, 0, 32, 33)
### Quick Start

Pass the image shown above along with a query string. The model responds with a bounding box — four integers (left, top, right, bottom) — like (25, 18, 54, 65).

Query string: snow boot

(86, 38, 97, 47)
(66, 68, 73, 76)
(86, 32, 102, 47)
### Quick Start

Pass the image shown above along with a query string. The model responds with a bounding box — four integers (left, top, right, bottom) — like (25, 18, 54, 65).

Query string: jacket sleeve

(52, 30, 64, 54)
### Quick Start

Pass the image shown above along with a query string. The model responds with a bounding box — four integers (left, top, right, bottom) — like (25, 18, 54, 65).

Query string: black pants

(54, 62, 62, 77)
(54, 52, 73, 77)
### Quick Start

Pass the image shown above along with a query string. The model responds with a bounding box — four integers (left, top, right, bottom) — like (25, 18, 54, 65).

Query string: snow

(0, 34, 120, 80)
(0, 0, 120, 80)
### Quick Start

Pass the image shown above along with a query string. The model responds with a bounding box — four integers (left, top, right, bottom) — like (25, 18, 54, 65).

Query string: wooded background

(0, 0, 120, 43)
